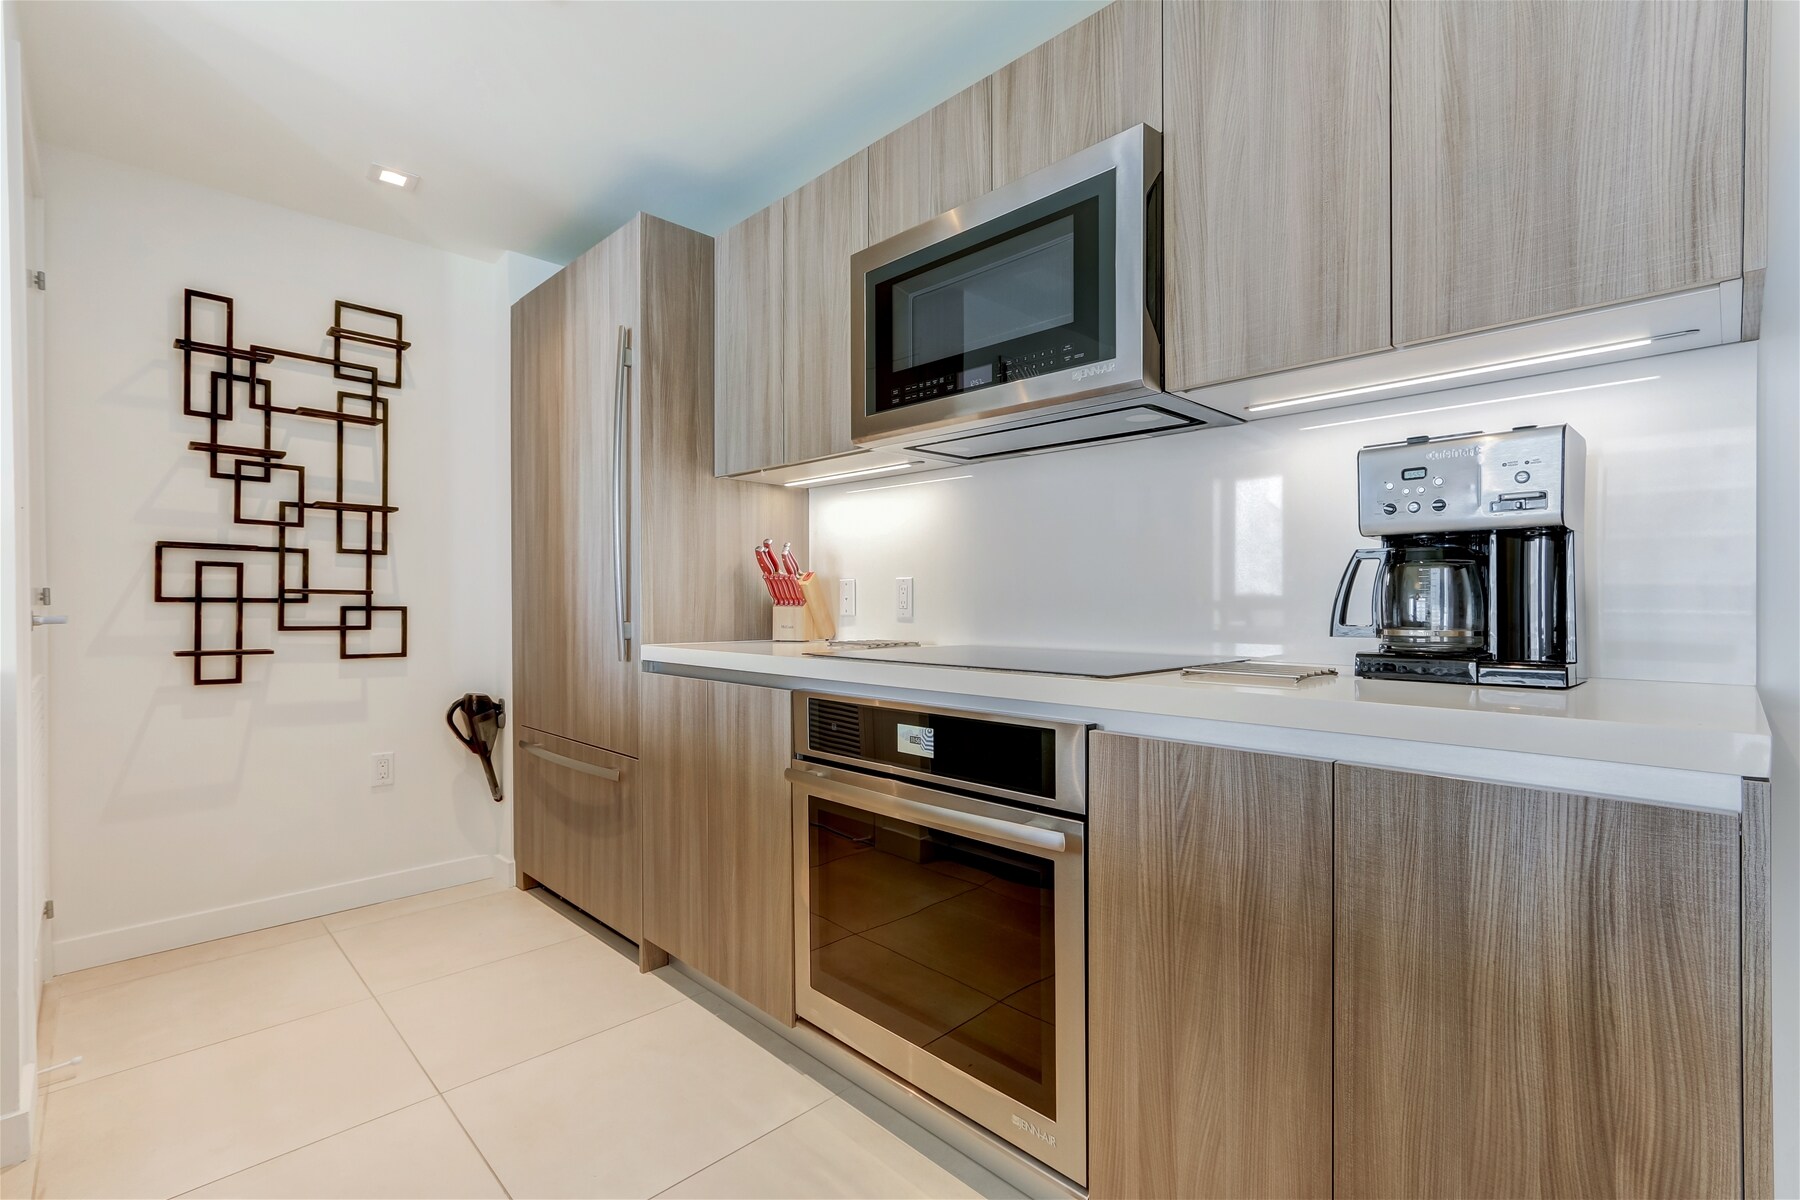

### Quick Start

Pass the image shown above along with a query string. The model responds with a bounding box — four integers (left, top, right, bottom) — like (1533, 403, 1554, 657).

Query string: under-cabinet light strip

(782, 461, 925, 487)
(1243, 330, 1698, 413)
(1297, 376, 1660, 432)
(845, 474, 974, 495)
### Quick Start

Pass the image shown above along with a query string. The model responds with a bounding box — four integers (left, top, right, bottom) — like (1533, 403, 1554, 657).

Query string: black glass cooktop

(803, 643, 1240, 679)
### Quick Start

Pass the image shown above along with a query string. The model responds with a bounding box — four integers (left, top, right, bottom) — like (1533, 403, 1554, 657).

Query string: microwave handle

(787, 767, 1068, 855)
(1331, 547, 1383, 638)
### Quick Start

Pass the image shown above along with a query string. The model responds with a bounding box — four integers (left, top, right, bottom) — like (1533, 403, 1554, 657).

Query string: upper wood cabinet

(1391, 0, 1745, 344)
(1089, 732, 1333, 1200)
(782, 151, 868, 464)
(512, 234, 640, 756)
(640, 673, 796, 1024)
(714, 153, 869, 476)
(868, 79, 992, 244)
(713, 204, 785, 476)
(1163, 0, 1391, 391)
(991, 0, 1162, 188)
(1334, 765, 1743, 1199)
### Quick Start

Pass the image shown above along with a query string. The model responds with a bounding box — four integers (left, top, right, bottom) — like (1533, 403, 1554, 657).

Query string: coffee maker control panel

(1356, 425, 1585, 537)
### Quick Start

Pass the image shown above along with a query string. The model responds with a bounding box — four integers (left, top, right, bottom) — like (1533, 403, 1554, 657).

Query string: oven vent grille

(808, 699, 865, 758)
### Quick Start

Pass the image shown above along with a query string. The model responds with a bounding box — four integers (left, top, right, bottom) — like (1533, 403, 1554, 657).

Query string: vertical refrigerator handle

(613, 325, 633, 662)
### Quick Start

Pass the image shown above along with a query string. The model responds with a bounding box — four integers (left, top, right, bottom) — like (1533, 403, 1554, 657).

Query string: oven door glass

(867, 171, 1116, 415)
(804, 794, 1058, 1118)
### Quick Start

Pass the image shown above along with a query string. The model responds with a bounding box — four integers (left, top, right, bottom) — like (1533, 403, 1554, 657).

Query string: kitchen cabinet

(1334, 765, 1742, 1199)
(513, 728, 641, 942)
(512, 214, 805, 938)
(713, 204, 784, 476)
(990, 0, 1161, 189)
(868, 79, 992, 245)
(714, 152, 869, 476)
(1391, 0, 1744, 344)
(1163, 0, 1390, 391)
(782, 151, 867, 464)
(1088, 732, 1332, 1200)
(641, 672, 795, 1023)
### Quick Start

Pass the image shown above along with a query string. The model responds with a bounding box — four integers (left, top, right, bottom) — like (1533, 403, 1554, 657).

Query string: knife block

(773, 576, 836, 642)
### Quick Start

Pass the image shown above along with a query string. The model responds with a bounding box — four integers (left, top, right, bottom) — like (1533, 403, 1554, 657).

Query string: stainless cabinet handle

(519, 740, 622, 782)
(612, 325, 633, 663)
(31, 615, 68, 627)
(785, 768, 1068, 855)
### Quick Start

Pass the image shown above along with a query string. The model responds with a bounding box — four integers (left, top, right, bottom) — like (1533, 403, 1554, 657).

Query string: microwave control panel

(1355, 425, 1585, 536)
(888, 344, 1100, 410)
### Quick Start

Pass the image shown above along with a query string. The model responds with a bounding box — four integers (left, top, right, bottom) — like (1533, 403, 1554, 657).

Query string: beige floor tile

(47, 935, 367, 1088)
(446, 999, 837, 1199)
(178, 1098, 505, 1199)
(381, 934, 692, 1089)
(0, 1149, 36, 1199)
(322, 878, 508, 933)
(657, 1092, 1014, 1199)
(46, 919, 327, 1000)
(35, 1000, 433, 1200)
(331, 887, 581, 994)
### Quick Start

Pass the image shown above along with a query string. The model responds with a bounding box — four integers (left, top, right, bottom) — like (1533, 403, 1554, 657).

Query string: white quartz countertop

(642, 641, 1771, 810)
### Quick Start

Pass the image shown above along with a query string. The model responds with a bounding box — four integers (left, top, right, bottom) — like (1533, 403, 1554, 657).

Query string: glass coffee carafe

(1332, 535, 1488, 656)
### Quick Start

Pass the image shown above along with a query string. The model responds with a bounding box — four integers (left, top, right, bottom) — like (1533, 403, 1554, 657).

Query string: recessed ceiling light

(368, 164, 418, 191)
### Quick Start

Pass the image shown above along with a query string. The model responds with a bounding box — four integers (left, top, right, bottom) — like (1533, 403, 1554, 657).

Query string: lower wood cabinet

(513, 727, 641, 943)
(640, 673, 795, 1023)
(1334, 764, 1743, 1199)
(1088, 732, 1333, 1200)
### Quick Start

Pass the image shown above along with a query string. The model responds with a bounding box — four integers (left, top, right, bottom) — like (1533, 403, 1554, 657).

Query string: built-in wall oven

(789, 693, 1089, 1183)
(850, 123, 1236, 463)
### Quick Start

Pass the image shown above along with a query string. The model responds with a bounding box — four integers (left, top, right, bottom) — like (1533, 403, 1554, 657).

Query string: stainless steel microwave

(850, 124, 1237, 463)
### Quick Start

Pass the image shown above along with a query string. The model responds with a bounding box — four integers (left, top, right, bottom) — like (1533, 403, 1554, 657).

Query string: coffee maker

(1330, 425, 1585, 688)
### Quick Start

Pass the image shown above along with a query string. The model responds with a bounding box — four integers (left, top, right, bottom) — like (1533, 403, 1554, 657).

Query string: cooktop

(803, 643, 1241, 679)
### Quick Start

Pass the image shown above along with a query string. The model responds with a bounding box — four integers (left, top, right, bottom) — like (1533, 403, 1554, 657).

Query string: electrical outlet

(838, 578, 857, 618)
(371, 752, 395, 788)
(896, 576, 915, 622)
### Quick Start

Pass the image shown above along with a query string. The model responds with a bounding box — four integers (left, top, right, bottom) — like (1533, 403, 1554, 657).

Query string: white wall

(1755, 0, 1800, 1190)
(814, 344, 1758, 686)
(41, 148, 513, 971)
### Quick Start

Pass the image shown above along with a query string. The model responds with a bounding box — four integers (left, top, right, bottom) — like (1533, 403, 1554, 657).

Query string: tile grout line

(164, 1097, 449, 1200)
(327, 924, 515, 1200)
(647, 1091, 840, 1199)
(433, 993, 700, 1096)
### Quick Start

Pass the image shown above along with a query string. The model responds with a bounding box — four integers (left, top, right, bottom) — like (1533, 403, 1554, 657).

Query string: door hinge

(621, 346, 633, 366)
(42, 900, 53, 920)
(29, 270, 45, 291)
(35, 587, 51, 606)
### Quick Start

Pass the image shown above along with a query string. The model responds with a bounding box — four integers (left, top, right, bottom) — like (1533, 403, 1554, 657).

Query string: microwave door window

(892, 218, 1078, 370)
(806, 795, 1057, 1119)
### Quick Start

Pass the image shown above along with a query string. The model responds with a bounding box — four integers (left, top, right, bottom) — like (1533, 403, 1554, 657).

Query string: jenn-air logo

(1012, 1115, 1057, 1146)
(1070, 361, 1115, 382)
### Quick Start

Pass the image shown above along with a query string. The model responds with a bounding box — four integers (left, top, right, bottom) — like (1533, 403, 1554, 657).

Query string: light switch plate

(838, 578, 857, 618)
(896, 577, 915, 622)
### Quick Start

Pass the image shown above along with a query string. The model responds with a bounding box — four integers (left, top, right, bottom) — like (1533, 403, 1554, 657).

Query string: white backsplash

(809, 342, 1758, 686)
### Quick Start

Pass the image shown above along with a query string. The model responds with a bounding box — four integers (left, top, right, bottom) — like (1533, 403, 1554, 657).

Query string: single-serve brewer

(1331, 425, 1585, 688)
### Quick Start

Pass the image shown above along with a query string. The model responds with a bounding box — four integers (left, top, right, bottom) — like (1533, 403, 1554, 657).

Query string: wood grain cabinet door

(1334, 765, 1742, 1199)
(1163, 0, 1391, 391)
(640, 673, 795, 1024)
(714, 202, 786, 476)
(513, 727, 641, 942)
(782, 151, 868, 465)
(990, 0, 1162, 188)
(1088, 733, 1332, 1200)
(868, 80, 992, 245)
(510, 238, 640, 756)
(1391, 0, 1744, 343)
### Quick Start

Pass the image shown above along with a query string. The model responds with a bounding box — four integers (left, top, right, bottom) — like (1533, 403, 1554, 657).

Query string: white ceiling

(18, 0, 1107, 264)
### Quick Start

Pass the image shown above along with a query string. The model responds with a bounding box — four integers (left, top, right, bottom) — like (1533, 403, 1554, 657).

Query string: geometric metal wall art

(154, 288, 410, 684)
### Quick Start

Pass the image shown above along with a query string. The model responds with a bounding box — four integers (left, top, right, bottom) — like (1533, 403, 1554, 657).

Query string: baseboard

(1, 1104, 33, 1168)
(52, 854, 500, 973)
(491, 854, 516, 885)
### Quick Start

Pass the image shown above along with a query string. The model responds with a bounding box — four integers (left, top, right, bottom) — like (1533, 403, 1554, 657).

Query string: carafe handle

(1331, 548, 1383, 638)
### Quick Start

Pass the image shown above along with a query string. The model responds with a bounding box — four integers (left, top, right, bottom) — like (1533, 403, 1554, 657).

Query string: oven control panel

(1356, 425, 1585, 536)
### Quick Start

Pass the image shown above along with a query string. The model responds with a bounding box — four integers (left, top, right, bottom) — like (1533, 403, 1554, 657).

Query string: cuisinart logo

(1426, 446, 1479, 460)
(1013, 1115, 1057, 1146)
(1070, 361, 1115, 382)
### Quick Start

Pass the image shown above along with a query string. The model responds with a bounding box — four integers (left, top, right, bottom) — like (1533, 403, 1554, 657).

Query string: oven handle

(787, 767, 1069, 855)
